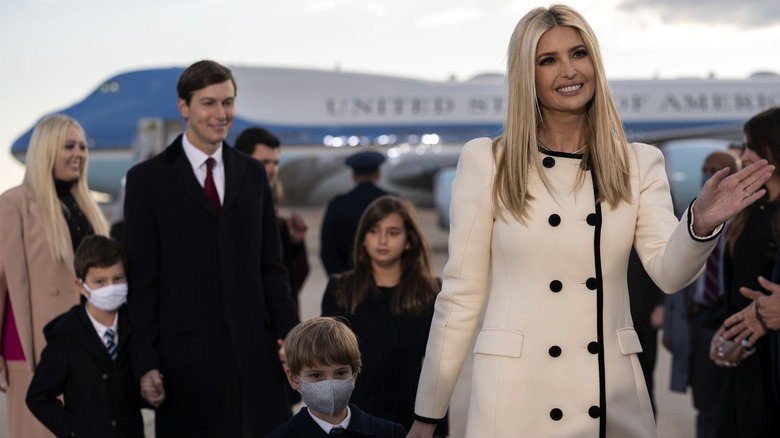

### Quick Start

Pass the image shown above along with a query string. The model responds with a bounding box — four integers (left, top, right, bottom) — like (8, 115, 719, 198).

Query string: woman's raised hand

(691, 159, 774, 236)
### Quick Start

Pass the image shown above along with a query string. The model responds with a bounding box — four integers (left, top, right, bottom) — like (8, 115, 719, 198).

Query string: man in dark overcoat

(123, 60, 299, 437)
(320, 150, 388, 275)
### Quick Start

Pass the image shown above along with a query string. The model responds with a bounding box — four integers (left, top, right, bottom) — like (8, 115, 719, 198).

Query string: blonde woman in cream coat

(0, 114, 109, 437)
(407, 5, 774, 438)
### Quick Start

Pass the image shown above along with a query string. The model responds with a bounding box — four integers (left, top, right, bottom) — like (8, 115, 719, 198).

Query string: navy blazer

(267, 404, 406, 438)
(26, 304, 143, 438)
(124, 136, 300, 437)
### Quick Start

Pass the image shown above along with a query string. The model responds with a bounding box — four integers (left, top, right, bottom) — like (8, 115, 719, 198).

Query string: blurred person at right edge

(662, 150, 739, 438)
(705, 106, 780, 437)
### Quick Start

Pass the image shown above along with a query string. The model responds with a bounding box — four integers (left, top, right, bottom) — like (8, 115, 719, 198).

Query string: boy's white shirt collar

(307, 405, 351, 433)
(85, 306, 118, 346)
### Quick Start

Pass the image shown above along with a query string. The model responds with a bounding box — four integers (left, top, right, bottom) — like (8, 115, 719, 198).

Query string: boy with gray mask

(269, 317, 405, 437)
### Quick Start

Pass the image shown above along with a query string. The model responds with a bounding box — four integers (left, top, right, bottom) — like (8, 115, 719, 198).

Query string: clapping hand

(742, 277, 780, 331)
(722, 299, 768, 348)
(691, 159, 774, 236)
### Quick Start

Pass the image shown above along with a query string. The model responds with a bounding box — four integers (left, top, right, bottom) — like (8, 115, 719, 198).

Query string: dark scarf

(54, 179, 94, 252)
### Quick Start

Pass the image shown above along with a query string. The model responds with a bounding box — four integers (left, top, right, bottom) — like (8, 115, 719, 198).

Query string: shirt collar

(182, 131, 223, 168)
(85, 305, 118, 340)
(307, 405, 351, 434)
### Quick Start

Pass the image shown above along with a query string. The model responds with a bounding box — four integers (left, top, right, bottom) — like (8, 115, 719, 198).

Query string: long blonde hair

(493, 4, 632, 222)
(23, 114, 109, 262)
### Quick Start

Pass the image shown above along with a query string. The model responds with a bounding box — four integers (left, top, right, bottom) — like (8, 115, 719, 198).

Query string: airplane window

(99, 81, 120, 93)
(422, 133, 441, 145)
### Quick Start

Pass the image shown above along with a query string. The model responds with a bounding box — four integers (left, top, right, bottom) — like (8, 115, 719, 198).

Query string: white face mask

(82, 282, 127, 311)
(297, 375, 355, 416)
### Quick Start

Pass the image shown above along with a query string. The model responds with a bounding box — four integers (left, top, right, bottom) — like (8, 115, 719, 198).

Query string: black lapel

(117, 306, 132, 354)
(165, 135, 220, 217)
(76, 305, 112, 363)
(221, 143, 245, 214)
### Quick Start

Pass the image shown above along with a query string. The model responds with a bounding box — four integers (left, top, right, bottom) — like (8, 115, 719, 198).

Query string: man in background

(235, 127, 310, 307)
(663, 150, 739, 438)
(320, 150, 388, 275)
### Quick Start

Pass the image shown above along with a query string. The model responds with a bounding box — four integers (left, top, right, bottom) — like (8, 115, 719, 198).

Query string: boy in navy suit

(26, 235, 143, 438)
(268, 317, 405, 438)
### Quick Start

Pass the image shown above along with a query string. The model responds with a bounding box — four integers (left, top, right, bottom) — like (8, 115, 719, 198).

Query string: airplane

(9, 66, 780, 225)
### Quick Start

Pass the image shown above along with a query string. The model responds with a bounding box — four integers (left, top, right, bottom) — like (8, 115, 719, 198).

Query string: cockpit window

(98, 80, 120, 93)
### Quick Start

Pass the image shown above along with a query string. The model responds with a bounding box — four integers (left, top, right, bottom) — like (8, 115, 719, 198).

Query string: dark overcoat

(25, 304, 144, 438)
(123, 136, 300, 437)
(321, 277, 448, 435)
(267, 404, 406, 438)
(320, 183, 388, 275)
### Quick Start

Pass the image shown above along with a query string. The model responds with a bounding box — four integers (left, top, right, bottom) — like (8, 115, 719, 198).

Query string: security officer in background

(320, 150, 389, 275)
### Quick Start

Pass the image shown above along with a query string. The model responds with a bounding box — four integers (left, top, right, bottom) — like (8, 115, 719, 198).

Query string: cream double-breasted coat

(414, 138, 718, 438)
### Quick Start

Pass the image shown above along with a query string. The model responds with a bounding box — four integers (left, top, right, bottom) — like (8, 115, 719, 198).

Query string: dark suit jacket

(26, 304, 144, 438)
(320, 182, 388, 275)
(123, 136, 300, 437)
(771, 248, 780, 404)
(266, 404, 406, 438)
(321, 277, 448, 435)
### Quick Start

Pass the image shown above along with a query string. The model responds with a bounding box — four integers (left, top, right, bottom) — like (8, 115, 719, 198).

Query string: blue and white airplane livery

(10, 66, 780, 212)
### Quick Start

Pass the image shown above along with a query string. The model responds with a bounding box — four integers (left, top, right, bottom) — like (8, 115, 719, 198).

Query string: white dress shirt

(181, 132, 225, 203)
(308, 405, 351, 434)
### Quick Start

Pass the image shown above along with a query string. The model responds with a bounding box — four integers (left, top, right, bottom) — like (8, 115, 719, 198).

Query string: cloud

(303, 0, 341, 12)
(617, 0, 780, 27)
(417, 6, 482, 28)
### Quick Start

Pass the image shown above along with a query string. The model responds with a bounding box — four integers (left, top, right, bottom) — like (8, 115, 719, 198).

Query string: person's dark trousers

(635, 326, 659, 415)
(689, 310, 725, 438)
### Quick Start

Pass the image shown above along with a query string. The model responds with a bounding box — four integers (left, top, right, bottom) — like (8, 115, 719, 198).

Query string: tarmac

(0, 207, 697, 438)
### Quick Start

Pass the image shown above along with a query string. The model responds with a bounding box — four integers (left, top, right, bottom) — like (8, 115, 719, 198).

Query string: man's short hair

(74, 235, 127, 281)
(234, 127, 281, 155)
(177, 60, 236, 106)
(284, 317, 362, 375)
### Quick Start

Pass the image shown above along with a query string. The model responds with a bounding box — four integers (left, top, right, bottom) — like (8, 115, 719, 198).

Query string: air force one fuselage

(10, 66, 780, 207)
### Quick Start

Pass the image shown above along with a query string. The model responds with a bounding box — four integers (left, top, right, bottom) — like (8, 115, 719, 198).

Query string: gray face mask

(297, 375, 355, 416)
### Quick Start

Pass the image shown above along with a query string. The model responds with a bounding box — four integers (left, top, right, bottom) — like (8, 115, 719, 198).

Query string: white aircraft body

(10, 67, 780, 216)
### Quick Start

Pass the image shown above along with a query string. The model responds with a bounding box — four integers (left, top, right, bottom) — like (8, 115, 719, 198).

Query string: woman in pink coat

(0, 114, 109, 437)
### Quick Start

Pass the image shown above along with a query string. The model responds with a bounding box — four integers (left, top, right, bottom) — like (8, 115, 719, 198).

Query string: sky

(1, 0, 779, 193)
